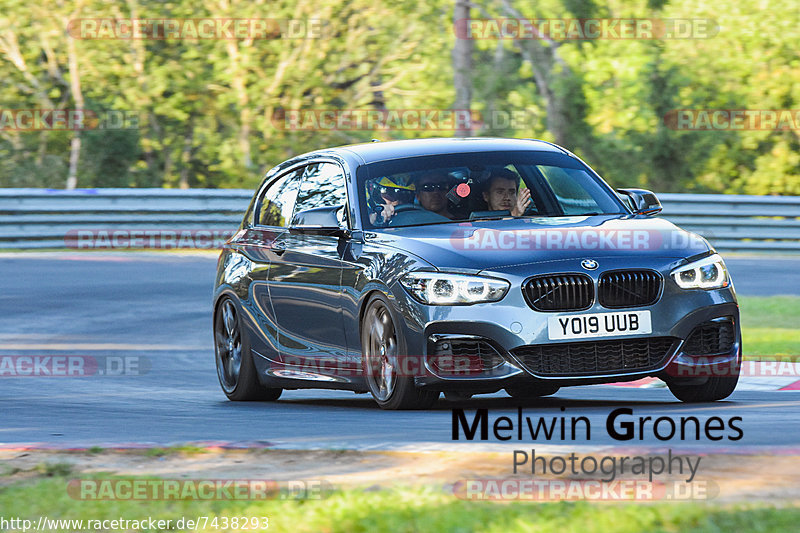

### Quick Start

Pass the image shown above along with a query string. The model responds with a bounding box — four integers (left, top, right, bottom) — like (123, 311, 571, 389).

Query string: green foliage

(142, 445, 211, 457)
(0, 0, 798, 193)
(34, 462, 74, 477)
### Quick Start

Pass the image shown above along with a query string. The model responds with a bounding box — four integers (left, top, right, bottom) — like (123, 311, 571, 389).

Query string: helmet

(367, 175, 416, 207)
(377, 175, 415, 192)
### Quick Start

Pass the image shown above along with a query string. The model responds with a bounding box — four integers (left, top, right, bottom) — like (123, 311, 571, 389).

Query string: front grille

(598, 270, 662, 308)
(523, 274, 593, 312)
(430, 339, 505, 375)
(683, 320, 735, 356)
(511, 337, 677, 376)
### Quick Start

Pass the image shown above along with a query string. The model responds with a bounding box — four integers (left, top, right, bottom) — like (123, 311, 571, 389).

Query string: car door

(267, 161, 350, 371)
(236, 166, 304, 360)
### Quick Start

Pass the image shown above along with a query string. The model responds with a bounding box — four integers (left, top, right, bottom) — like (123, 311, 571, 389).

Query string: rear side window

(256, 168, 302, 227)
(292, 162, 347, 214)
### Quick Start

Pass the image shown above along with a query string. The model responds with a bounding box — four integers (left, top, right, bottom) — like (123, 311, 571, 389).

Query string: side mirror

(289, 205, 350, 236)
(617, 188, 663, 216)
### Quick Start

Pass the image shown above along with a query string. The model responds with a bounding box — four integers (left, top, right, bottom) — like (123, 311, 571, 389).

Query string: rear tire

(361, 294, 438, 410)
(215, 297, 282, 401)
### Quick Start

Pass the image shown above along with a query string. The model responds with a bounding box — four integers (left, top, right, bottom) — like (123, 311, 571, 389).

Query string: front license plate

(547, 311, 652, 340)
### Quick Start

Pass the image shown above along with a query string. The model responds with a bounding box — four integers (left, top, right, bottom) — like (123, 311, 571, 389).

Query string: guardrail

(0, 188, 798, 252)
(658, 193, 800, 253)
(0, 188, 252, 249)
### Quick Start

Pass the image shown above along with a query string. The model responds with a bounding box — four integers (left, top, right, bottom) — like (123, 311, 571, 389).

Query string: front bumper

(393, 256, 741, 389)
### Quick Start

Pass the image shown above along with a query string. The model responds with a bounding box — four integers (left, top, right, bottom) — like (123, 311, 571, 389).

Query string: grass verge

(740, 296, 800, 358)
(0, 475, 799, 533)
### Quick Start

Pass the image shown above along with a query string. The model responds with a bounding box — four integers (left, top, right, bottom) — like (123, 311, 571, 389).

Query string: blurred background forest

(1, 0, 798, 194)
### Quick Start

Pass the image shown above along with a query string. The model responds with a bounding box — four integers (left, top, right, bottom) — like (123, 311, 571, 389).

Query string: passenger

(415, 171, 456, 219)
(482, 169, 531, 216)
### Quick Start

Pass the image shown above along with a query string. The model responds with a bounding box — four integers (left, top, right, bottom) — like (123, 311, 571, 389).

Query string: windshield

(358, 150, 628, 229)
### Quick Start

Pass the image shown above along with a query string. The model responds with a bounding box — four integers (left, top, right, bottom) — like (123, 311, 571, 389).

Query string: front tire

(361, 294, 438, 410)
(215, 297, 282, 401)
(667, 374, 738, 402)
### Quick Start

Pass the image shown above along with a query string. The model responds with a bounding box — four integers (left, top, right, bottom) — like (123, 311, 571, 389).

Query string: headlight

(671, 254, 729, 290)
(400, 272, 510, 305)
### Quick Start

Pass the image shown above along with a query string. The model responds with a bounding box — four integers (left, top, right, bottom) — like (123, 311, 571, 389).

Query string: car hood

(367, 215, 711, 272)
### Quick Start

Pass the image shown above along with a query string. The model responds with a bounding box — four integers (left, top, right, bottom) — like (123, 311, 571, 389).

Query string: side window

(292, 162, 347, 217)
(537, 165, 602, 215)
(256, 168, 302, 227)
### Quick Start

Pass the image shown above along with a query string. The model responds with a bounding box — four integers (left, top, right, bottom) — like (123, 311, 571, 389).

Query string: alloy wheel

(364, 301, 398, 401)
(215, 299, 242, 393)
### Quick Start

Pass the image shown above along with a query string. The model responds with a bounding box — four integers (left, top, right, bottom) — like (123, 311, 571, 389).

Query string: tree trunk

(500, 0, 577, 148)
(452, 0, 473, 137)
(226, 40, 253, 169)
(127, 0, 161, 183)
(65, 14, 84, 190)
(179, 117, 195, 189)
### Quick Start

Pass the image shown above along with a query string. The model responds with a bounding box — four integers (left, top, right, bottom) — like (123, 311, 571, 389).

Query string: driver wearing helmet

(367, 176, 416, 225)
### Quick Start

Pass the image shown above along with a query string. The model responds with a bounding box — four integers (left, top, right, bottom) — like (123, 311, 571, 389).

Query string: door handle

(272, 242, 286, 256)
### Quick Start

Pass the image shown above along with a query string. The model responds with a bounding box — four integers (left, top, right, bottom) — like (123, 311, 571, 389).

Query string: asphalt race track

(1, 252, 799, 451)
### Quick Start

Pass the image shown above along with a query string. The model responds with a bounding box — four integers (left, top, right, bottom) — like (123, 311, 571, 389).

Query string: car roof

(309, 137, 568, 164)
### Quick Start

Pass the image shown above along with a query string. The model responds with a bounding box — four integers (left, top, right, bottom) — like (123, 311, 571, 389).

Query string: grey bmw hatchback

(213, 138, 741, 409)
